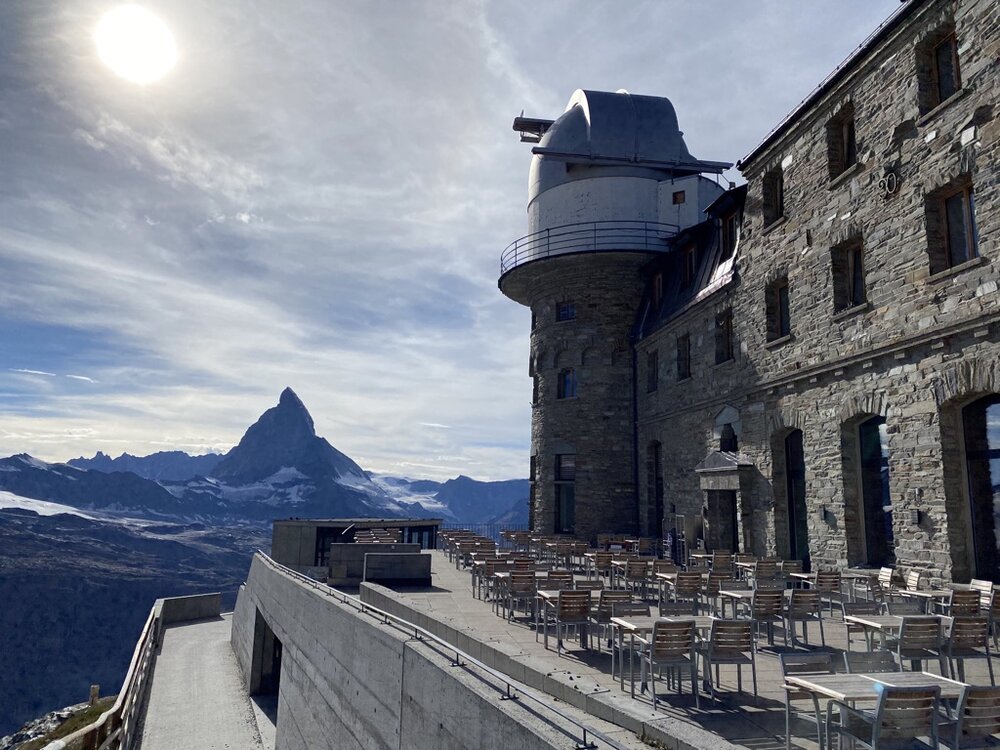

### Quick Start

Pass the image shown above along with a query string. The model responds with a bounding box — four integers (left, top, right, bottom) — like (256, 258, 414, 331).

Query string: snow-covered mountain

(4, 388, 528, 525)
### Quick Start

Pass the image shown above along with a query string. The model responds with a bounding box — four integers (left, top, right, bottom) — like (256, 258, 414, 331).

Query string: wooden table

(785, 670, 966, 702)
(609, 615, 715, 696)
(842, 613, 918, 649)
(897, 588, 952, 613)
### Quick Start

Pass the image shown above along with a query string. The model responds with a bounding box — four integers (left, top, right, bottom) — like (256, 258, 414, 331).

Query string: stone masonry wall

(637, 0, 999, 583)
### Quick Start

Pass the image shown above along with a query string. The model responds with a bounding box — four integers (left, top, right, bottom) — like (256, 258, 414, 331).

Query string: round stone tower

(499, 89, 729, 542)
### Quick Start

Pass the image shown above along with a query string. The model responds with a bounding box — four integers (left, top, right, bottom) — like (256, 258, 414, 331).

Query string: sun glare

(95, 5, 177, 85)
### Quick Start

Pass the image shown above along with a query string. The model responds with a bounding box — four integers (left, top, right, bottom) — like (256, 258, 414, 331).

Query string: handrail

(44, 602, 162, 750)
(256, 550, 629, 750)
(500, 219, 679, 275)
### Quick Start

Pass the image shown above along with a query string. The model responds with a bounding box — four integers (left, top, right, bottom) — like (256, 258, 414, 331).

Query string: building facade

(500, 0, 999, 584)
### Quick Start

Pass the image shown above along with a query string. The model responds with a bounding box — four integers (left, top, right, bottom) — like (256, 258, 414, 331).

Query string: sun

(95, 5, 177, 85)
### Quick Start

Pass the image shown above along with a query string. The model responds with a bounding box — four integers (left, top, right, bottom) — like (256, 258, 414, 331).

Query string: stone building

(499, 0, 999, 583)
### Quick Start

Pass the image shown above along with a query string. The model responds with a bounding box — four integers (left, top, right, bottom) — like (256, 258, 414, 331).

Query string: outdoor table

(897, 588, 952, 613)
(784, 670, 966, 703)
(842, 613, 912, 648)
(609, 615, 715, 697)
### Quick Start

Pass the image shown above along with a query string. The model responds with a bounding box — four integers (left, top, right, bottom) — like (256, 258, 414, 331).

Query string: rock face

(211, 387, 367, 485)
(68, 451, 223, 481)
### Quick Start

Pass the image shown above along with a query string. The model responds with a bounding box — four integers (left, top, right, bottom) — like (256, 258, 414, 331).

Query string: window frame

(651, 272, 663, 309)
(931, 33, 960, 108)
(646, 349, 659, 393)
(942, 185, 978, 269)
(762, 168, 785, 226)
(554, 454, 576, 534)
(676, 333, 691, 381)
(831, 237, 868, 313)
(720, 212, 739, 261)
(682, 244, 697, 287)
(556, 368, 577, 399)
(715, 308, 734, 364)
(556, 302, 576, 322)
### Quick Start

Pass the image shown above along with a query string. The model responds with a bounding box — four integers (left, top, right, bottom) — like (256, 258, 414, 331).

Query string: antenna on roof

(512, 111, 555, 143)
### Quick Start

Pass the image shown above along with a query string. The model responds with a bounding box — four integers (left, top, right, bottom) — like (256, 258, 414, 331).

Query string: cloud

(10, 369, 57, 377)
(0, 0, 902, 480)
(65, 375, 97, 383)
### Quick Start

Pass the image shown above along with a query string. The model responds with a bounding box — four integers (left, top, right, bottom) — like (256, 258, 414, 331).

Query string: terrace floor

(373, 551, 997, 750)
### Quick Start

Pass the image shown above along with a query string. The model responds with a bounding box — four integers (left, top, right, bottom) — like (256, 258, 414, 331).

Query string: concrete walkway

(137, 614, 266, 750)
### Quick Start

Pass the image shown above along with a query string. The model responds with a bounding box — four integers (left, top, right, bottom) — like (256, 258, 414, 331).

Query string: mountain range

(0, 388, 527, 737)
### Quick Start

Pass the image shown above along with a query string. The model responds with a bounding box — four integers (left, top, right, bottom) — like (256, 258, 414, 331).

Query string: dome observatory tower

(500, 89, 730, 541)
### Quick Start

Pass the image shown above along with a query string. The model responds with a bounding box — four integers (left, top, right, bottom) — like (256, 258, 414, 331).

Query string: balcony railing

(500, 219, 679, 275)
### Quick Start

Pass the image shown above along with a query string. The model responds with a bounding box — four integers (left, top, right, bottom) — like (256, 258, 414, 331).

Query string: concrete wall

(327, 543, 421, 586)
(271, 523, 318, 569)
(159, 593, 222, 625)
(363, 553, 431, 587)
(231, 554, 589, 750)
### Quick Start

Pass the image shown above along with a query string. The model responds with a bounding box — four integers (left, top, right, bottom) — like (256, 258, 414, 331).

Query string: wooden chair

(780, 652, 833, 750)
(943, 616, 995, 685)
(672, 571, 703, 610)
(696, 620, 758, 704)
(749, 590, 785, 645)
(939, 685, 1000, 749)
(886, 597, 927, 615)
(589, 590, 632, 650)
(543, 590, 591, 654)
(949, 590, 982, 617)
(638, 619, 699, 709)
(751, 559, 779, 586)
(624, 560, 653, 600)
(814, 571, 843, 616)
(575, 579, 605, 591)
(843, 650, 900, 674)
(781, 559, 804, 577)
(890, 616, 947, 674)
(905, 570, 924, 591)
(502, 571, 537, 621)
(971, 580, 995, 611)
(659, 600, 697, 616)
(711, 551, 734, 574)
(544, 570, 575, 590)
(590, 551, 614, 581)
(826, 685, 941, 750)
(610, 601, 651, 680)
(784, 589, 826, 648)
(703, 571, 735, 615)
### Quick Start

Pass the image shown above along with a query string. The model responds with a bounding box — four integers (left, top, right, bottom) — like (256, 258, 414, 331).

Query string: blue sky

(0, 1, 902, 480)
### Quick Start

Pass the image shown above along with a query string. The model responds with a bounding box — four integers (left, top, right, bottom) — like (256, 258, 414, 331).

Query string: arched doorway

(784, 430, 810, 571)
(963, 395, 1000, 581)
(646, 441, 664, 537)
(857, 415, 894, 567)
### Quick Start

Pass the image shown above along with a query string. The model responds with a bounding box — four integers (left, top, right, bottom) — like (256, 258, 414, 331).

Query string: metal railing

(45, 603, 162, 750)
(500, 219, 679, 275)
(256, 551, 629, 750)
(439, 522, 528, 546)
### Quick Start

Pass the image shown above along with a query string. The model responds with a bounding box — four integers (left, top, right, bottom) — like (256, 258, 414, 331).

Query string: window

(766, 277, 791, 341)
(682, 244, 697, 286)
(676, 334, 691, 380)
(762, 167, 784, 226)
(646, 350, 659, 393)
(530, 309, 537, 331)
(715, 308, 734, 364)
(827, 103, 858, 180)
(672, 190, 686, 205)
(532, 374, 539, 405)
(832, 238, 866, 311)
(720, 212, 739, 261)
(917, 28, 960, 114)
(529, 454, 537, 482)
(556, 302, 575, 322)
(651, 273, 663, 309)
(556, 368, 576, 399)
(554, 454, 576, 534)
(925, 179, 978, 274)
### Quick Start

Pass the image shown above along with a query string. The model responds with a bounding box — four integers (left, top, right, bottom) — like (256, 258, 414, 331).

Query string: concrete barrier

(232, 554, 620, 750)
(159, 593, 222, 625)
(327, 543, 421, 586)
(363, 552, 431, 586)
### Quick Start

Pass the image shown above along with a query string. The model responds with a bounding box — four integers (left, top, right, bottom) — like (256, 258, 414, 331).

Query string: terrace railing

(500, 220, 679, 275)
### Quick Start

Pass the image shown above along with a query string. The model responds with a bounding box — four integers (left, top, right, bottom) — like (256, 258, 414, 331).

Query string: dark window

(676, 334, 691, 381)
(720, 212, 739, 261)
(529, 454, 536, 481)
(682, 244, 697, 286)
(917, 27, 961, 114)
(532, 374, 539, 405)
(720, 424, 738, 453)
(530, 309, 537, 331)
(715, 308, 734, 364)
(672, 190, 686, 205)
(556, 302, 575, 322)
(762, 168, 784, 225)
(651, 273, 663, 309)
(832, 238, 866, 311)
(925, 180, 977, 274)
(827, 103, 858, 180)
(766, 277, 791, 341)
(858, 416, 894, 567)
(556, 368, 576, 399)
(554, 454, 576, 534)
(934, 35, 960, 104)
(646, 350, 659, 393)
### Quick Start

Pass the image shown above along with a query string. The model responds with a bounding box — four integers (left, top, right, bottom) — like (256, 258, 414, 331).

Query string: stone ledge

(917, 87, 970, 127)
(763, 334, 793, 350)
(827, 161, 865, 190)
(831, 302, 871, 322)
(926, 254, 988, 284)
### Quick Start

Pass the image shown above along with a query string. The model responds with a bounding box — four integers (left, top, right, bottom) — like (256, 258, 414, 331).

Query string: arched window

(857, 416, 894, 567)
(783, 430, 810, 571)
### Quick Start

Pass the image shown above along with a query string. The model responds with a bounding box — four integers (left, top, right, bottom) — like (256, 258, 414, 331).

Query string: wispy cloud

(0, 0, 902, 480)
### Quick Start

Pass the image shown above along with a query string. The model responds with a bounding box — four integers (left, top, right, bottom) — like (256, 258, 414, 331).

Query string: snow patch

(0, 491, 99, 519)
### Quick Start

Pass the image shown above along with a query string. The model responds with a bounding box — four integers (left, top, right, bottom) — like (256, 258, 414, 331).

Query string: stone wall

(636, 0, 999, 582)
